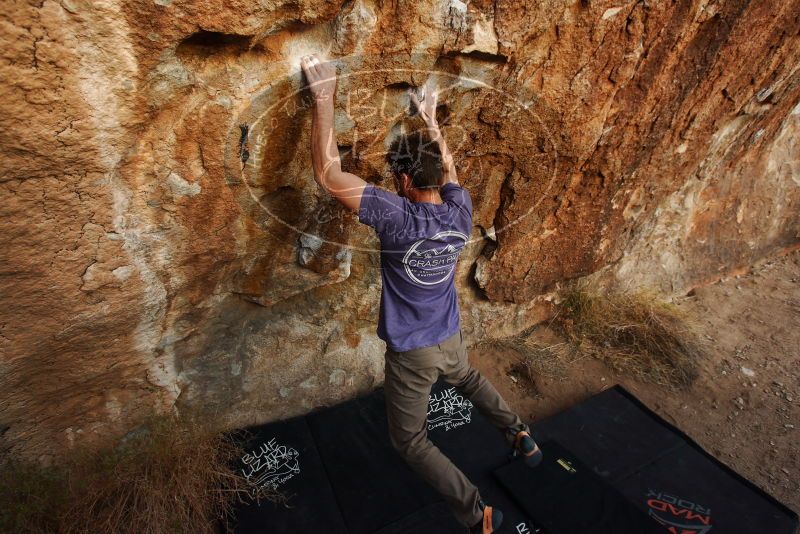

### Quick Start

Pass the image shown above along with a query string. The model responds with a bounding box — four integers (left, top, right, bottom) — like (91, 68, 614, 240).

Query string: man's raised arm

(409, 82, 458, 186)
(301, 54, 367, 212)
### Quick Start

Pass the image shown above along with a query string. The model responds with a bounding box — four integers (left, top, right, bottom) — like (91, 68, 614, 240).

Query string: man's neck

(411, 188, 442, 205)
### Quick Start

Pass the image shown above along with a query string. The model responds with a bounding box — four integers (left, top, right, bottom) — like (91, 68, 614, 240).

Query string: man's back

(300, 56, 535, 532)
(358, 182, 473, 352)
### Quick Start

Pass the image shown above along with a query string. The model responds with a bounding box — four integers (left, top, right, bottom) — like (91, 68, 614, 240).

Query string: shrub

(557, 286, 702, 388)
(0, 413, 262, 534)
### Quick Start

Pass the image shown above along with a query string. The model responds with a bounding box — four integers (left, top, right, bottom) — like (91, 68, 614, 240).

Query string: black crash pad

(232, 415, 348, 534)
(230, 378, 537, 534)
(495, 441, 664, 534)
(229, 382, 798, 534)
(518, 386, 799, 534)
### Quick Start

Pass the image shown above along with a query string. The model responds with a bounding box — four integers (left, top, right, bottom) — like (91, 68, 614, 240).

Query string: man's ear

(401, 173, 412, 191)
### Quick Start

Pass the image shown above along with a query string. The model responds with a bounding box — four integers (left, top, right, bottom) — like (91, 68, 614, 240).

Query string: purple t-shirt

(358, 182, 473, 352)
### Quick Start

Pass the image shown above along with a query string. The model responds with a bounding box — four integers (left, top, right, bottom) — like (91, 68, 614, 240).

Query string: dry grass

(481, 287, 704, 391)
(0, 458, 69, 533)
(556, 286, 703, 388)
(0, 414, 283, 534)
(479, 327, 584, 395)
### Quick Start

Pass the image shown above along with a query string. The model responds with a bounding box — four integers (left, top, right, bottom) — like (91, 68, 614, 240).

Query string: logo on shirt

(403, 230, 468, 285)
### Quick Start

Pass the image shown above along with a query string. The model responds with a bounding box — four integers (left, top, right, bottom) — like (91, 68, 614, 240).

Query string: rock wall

(1, 0, 798, 457)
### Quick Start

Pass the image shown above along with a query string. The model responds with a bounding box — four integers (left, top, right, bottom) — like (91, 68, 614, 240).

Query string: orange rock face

(1, 0, 798, 456)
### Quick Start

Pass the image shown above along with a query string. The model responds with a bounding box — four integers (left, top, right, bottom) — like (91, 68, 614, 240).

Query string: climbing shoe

(508, 425, 544, 467)
(469, 499, 503, 534)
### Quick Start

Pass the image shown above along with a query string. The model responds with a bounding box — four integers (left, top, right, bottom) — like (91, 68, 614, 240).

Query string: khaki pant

(383, 328, 527, 527)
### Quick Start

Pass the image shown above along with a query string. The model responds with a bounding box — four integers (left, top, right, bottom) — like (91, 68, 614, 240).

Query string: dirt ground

(471, 248, 800, 514)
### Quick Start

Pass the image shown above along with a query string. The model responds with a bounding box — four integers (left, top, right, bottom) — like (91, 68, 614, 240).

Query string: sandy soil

(471, 248, 800, 514)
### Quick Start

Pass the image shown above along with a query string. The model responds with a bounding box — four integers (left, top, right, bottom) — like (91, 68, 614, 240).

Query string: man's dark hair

(386, 130, 443, 189)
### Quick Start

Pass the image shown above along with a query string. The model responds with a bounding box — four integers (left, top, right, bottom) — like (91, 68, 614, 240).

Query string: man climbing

(300, 54, 542, 534)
